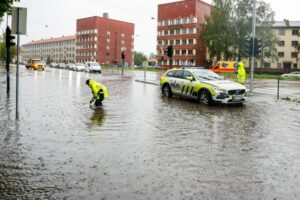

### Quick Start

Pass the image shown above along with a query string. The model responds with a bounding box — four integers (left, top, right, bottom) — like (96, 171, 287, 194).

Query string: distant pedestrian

(86, 79, 108, 108)
(235, 61, 246, 85)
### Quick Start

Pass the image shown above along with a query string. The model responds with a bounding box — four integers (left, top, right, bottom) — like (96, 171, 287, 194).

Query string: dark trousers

(94, 89, 104, 107)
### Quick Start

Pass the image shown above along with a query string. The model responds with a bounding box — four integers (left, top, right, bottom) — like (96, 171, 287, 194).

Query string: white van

(85, 62, 102, 73)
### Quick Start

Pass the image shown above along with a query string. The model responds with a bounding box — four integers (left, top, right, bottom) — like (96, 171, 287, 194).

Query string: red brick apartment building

(157, 0, 211, 68)
(76, 13, 135, 66)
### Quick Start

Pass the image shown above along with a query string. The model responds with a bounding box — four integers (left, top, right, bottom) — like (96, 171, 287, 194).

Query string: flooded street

(1, 67, 300, 199)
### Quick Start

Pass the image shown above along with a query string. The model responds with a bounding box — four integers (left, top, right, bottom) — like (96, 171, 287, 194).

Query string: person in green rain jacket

(236, 61, 246, 85)
(86, 79, 108, 107)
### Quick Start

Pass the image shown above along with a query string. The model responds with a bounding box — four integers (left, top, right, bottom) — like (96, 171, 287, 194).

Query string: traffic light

(167, 45, 173, 58)
(245, 37, 254, 57)
(5, 27, 15, 48)
(254, 38, 262, 56)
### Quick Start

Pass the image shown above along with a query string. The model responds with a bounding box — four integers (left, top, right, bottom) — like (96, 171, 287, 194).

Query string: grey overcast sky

(2, 0, 300, 56)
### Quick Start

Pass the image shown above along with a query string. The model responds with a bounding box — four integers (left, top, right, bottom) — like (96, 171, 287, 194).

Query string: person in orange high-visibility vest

(86, 79, 108, 107)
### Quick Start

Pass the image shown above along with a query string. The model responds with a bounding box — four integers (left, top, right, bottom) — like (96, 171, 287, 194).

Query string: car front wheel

(162, 84, 173, 97)
(198, 90, 212, 106)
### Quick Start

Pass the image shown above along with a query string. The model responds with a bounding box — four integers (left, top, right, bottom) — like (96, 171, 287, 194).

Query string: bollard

(277, 76, 280, 100)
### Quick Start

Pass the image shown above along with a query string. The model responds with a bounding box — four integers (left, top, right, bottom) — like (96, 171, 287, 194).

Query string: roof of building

(77, 16, 134, 26)
(23, 35, 76, 46)
(158, 0, 212, 7)
(274, 21, 300, 27)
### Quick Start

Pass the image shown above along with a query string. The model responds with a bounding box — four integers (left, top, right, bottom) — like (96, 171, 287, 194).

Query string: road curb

(135, 79, 159, 86)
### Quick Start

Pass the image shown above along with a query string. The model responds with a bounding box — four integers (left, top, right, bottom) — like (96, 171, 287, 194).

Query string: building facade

(22, 35, 76, 63)
(262, 21, 300, 71)
(157, 0, 211, 69)
(76, 14, 135, 66)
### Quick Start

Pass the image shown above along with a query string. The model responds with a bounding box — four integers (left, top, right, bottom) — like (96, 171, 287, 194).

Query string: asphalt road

(0, 66, 300, 199)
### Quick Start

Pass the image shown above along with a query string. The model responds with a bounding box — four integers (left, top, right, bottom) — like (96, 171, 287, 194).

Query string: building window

(292, 30, 299, 35)
(175, 29, 180, 35)
(188, 39, 194, 45)
(164, 30, 168, 35)
(176, 19, 180, 25)
(188, 50, 193, 55)
(278, 52, 284, 58)
(176, 40, 180, 45)
(182, 29, 187, 34)
(158, 40, 162, 45)
(277, 63, 282, 68)
(169, 40, 174, 45)
(182, 50, 187, 55)
(291, 41, 298, 47)
(264, 62, 271, 68)
(293, 63, 298, 69)
(278, 41, 285, 47)
(278, 29, 285, 36)
(182, 39, 187, 45)
(291, 52, 298, 58)
(175, 50, 180, 55)
(170, 29, 174, 35)
(193, 17, 198, 23)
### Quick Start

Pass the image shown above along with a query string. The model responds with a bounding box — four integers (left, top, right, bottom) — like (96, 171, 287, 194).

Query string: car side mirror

(186, 76, 194, 81)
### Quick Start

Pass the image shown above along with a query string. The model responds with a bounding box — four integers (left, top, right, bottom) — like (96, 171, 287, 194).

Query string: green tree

(0, 0, 20, 22)
(0, 33, 16, 64)
(134, 51, 147, 66)
(231, 0, 253, 60)
(201, 0, 277, 63)
(256, 1, 278, 67)
(201, 0, 234, 61)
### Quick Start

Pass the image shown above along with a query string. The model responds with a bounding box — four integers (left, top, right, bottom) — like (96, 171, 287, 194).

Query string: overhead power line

(88, 0, 155, 19)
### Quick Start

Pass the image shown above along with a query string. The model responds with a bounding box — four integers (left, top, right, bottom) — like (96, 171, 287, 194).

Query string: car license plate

(233, 95, 243, 100)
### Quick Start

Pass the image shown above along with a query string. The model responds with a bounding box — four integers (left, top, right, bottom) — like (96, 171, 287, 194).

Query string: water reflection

(68, 71, 73, 87)
(34, 71, 38, 80)
(90, 108, 106, 130)
(76, 72, 81, 88)
(59, 70, 62, 82)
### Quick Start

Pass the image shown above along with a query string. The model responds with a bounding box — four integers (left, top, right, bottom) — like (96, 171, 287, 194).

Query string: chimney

(103, 13, 109, 18)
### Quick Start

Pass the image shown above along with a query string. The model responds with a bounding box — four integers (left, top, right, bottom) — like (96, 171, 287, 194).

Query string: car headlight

(212, 87, 227, 94)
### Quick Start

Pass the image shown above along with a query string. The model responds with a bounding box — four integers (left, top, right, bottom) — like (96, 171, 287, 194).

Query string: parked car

(75, 63, 85, 71)
(49, 62, 58, 68)
(160, 68, 247, 105)
(27, 58, 46, 71)
(85, 62, 102, 73)
(133, 65, 144, 69)
(66, 63, 76, 71)
(58, 63, 66, 69)
(281, 71, 300, 77)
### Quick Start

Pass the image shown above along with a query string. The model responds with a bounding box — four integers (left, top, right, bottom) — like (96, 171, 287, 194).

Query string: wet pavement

(1, 66, 300, 199)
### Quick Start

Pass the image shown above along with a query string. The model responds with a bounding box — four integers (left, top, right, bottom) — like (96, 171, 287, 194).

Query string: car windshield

(33, 60, 44, 65)
(89, 63, 100, 67)
(191, 69, 224, 81)
(76, 63, 85, 66)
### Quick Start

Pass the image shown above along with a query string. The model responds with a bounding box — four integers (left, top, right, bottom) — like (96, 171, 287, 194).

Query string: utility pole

(249, 0, 257, 96)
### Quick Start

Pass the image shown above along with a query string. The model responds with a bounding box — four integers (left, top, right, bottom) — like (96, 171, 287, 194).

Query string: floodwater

(1, 67, 300, 199)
